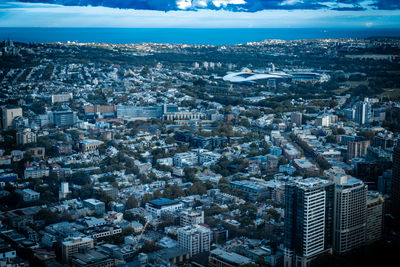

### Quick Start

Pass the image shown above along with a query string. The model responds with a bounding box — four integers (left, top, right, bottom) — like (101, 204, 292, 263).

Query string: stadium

(223, 68, 329, 84)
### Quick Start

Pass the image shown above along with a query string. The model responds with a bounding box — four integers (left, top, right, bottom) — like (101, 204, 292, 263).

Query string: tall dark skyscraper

(391, 144, 400, 218)
(284, 178, 334, 267)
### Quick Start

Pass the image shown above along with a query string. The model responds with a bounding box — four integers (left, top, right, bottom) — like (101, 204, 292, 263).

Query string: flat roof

(80, 139, 103, 144)
(295, 177, 332, 189)
(148, 198, 179, 207)
(22, 189, 39, 195)
(210, 248, 252, 265)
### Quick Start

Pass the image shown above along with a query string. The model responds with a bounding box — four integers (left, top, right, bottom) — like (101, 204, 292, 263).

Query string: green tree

(141, 193, 154, 207)
(187, 181, 206, 196)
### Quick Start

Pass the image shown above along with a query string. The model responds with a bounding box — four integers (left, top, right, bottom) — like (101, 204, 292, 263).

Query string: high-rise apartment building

(178, 224, 211, 256)
(347, 140, 370, 161)
(333, 175, 367, 254)
(284, 178, 334, 267)
(355, 100, 372, 125)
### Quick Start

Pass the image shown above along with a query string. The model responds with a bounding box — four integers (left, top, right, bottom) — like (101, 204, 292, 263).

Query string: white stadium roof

(223, 71, 291, 83)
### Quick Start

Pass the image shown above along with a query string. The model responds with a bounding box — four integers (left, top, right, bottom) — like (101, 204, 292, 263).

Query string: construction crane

(131, 218, 151, 250)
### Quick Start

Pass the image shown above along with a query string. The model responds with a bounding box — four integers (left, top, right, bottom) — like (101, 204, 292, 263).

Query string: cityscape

(1, 1, 400, 267)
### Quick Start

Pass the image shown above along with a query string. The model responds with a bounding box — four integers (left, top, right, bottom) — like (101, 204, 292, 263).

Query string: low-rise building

(209, 248, 254, 267)
(17, 188, 40, 202)
(51, 93, 73, 104)
(27, 147, 45, 159)
(61, 236, 94, 263)
(83, 199, 105, 216)
(80, 139, 104, 152)
(24, 167, 49, 179)
(293, 158, 320, 175)
(146, 198, 183, 218)
(230, 180, 267, 201)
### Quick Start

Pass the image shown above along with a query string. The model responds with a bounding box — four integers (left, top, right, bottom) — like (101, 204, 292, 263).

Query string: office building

(178, 224, 211, 256)
(61, 236, 94, 263)
(2, 107, 22, 129)
(333, 175, 367, 254)
(366, 192, 384, 244)
(53, 111, 77, 127)
(284, 178, 334, 267)
(347, 140, 370, 161)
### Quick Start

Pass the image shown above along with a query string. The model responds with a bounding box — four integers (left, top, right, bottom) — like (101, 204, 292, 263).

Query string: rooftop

(148, 198, 178, 207)
(210, 248, 253, 265)
(295, 177, 331, 189)
(80, 139, 104, 144)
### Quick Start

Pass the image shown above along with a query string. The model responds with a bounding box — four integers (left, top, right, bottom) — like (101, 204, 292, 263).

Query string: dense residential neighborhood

(0, 37, 400, 266)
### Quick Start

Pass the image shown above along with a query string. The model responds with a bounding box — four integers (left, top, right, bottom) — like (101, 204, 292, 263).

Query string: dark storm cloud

(15, 0, 400, 11)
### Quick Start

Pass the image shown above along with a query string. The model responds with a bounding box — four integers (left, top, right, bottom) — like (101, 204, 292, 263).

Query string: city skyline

(0, 1, 399, 267)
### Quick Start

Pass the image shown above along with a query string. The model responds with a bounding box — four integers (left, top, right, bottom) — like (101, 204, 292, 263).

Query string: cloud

(15, 0, 399, 12)
(372, 0, 400, 10)
(2, 1, 400, 28)
(280, 0, 304, 6)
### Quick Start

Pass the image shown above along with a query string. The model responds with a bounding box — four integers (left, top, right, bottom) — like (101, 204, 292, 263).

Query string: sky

(0, 0, 399, 28)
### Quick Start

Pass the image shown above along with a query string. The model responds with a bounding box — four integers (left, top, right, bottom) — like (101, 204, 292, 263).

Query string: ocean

(1, 28, 400, 45)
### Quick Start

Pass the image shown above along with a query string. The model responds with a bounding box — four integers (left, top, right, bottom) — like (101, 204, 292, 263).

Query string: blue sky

(0, 1, 399, 28)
